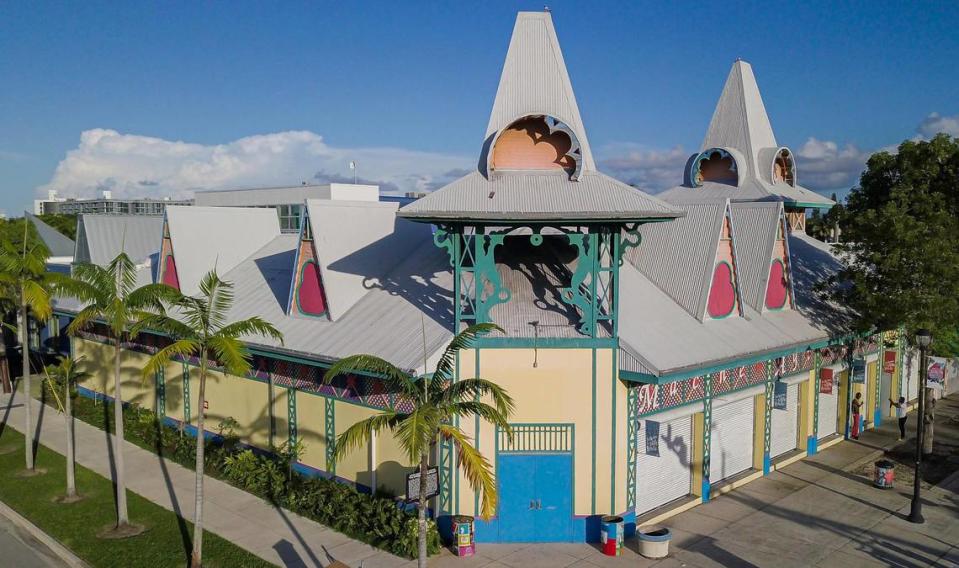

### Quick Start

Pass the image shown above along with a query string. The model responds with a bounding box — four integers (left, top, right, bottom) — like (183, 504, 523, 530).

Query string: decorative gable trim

(286, 210, 329, 319)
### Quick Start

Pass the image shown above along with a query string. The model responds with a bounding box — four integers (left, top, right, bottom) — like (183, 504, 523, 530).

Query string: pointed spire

(485, 11, 594, 171)
(702, 60, 778, 179)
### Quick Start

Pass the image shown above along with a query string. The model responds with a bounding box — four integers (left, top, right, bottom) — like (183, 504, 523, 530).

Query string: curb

(0, 499, 88, 568)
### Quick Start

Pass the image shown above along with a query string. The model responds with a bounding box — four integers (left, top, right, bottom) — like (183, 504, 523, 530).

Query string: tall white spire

(485, 11, 594, 171)
(702, 60, 778, 179)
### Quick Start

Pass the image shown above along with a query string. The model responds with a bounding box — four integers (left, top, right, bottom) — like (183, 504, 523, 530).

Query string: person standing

(851, 392, 863, 439)
(890, 396, 907, 440)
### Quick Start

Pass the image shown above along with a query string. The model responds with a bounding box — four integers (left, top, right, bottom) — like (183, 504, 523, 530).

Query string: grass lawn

(0, 426, 275, 568)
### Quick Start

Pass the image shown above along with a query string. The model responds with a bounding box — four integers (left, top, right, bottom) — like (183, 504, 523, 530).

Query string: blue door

(497, 453, 573, 542)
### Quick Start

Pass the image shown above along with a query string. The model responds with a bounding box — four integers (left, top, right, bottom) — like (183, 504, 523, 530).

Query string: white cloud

(38, 129, 471, 200)
(794, 137, 871, 190)
(597, 143, 691, 192)
(917, 112, 959, 138)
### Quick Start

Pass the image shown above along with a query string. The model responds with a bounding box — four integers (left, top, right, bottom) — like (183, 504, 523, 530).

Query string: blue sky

(2, 1, 958, 214)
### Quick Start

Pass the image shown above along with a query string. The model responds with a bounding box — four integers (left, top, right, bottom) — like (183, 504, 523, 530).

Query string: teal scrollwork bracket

(474, 233, 510, 323)
(559, 231, 596, 336)
(433, 226, 456, 267)
(618, 223, 642, 266)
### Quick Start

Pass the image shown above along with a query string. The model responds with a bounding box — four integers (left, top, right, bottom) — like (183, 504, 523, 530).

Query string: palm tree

(0, 222, 61, 472)
(322, 323, 514, 568)
(43, 355, 88, 500)
(67, 252, 172, 532)
(141, 269, 282, 568)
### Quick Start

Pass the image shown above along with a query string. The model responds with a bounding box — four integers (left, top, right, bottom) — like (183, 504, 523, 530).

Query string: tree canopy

(832, 133, 959, 355)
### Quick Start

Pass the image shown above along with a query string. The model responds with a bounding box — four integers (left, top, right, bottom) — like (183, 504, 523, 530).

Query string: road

(0, 509, 69, 568)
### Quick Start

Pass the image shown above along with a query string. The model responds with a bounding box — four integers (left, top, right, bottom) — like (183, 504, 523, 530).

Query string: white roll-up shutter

(635, 416, 692, 515)
(907, 353, 919, 402)
(769, 383, 799, 458)
(818, 387, 839, 439)
(709, 397, 754, 484)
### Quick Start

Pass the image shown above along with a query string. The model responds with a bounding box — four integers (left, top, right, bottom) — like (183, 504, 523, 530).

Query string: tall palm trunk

(113, 337, 129, 525)
(191, 360, 208, 567)
(65, 375, 76, 497)
(20, 302, 34, 471)
(417, 452, 428, 568)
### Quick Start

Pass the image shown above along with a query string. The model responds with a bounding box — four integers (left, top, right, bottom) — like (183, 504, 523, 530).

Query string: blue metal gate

(496, 424, 574, 542)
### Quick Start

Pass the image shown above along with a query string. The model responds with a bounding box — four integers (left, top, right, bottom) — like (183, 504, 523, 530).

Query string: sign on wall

(820, 368, 834, 394)
(406, 467, 439, 502)
(773, 381, 788, 410)
(883, 351, 897, 374)
(645, 421, 660, 457)
(928, 361, 945, 384)
(851, 359, 866, 384)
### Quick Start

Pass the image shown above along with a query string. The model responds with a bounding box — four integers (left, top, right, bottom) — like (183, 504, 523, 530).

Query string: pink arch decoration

(297, 261, 327, 316)
(707, 262, 736, 318)
(162, 255, 180, 290)
(765, 260, 788, 309)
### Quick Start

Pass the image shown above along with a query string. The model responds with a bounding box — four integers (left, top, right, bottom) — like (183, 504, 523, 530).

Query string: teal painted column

(873, 344, 883, 428)
(626, 384, 638, 513)
(701, 373, 714, 502)
(155, 367, 166, 419)
(287, 387, 298, 452)
(324, 398, 335, 474)
(762, 362, 774, 475)
(182, 362, 191, 426)
(809, 351, 821, 455)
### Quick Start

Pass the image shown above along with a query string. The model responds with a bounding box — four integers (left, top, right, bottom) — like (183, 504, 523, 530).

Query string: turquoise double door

(497, 452, 573, 542)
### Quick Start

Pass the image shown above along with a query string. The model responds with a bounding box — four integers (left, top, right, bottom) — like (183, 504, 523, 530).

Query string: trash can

(600, 515, 624, 556)
(874, 459, 895, 489)
(637, 526, 672, 559)
(451, 515, 475, 557)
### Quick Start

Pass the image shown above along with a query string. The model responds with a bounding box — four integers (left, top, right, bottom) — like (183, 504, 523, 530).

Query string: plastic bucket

(874, 459, 895, 489)
(600, 515, 624, 556)
(451, 515, 475, 557)
(637, 525, 672, 559)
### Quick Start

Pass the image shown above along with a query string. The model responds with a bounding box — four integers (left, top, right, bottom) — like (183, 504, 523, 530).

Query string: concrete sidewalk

(0, 390, 411, 568)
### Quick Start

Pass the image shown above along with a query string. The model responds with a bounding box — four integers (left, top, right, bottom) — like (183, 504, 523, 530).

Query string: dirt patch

(96, 522, 149, 539)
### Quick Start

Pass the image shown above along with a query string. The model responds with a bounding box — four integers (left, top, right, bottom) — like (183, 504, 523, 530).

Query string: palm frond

(132, 312, 195, 341)
(438, 424, 498, 520)
(66, 305, 101, 335)
(430, 323, 501, 399)
(142, 338, 200, 378)
(207, 335, 252, 377)
(217, 317, 284, 344)
(393, 407, 441, 464)
(438, 400, 513, 435)
(22, 280, 52, 321)
(441, 378, 515, 418)
(331, 413, 399, 464)
(322, 355, 419, 399)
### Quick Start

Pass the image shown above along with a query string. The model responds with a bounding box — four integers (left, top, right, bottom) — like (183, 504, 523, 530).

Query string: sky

(2, 1, 959, 215)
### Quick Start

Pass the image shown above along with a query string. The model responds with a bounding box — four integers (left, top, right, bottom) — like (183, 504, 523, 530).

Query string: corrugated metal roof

(729, 202, 781, 312)
(74, 214, 163, 265)
(26, 212, 75, 257)
(195, 184, 378, 207)
(304, 199, 433, 321)
(626, 202, 726, 320)
(486, 11, 594, 171)
(166, 206, 280, 295)
(399, 170, 680, 222)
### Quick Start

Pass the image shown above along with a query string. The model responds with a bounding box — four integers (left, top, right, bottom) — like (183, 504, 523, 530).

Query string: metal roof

(165, 206, 280, 295)
(74, 214, 163, 265)
(398, 170, 680, 222)
(25, 212, 75, 258)
(195, 184, 378, 207)
(303, 199, 433, 321)
(729, 202, 782, 312)
(484, 11, 594, 171)
(626, 202, 727, 320)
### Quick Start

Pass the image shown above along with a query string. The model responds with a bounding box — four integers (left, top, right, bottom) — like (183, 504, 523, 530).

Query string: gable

(287, 213, 328, 318)
(706, 213, 741, 319)
(764, 210, 794, 311)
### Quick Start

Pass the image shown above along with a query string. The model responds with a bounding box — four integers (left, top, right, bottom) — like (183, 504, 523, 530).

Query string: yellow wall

(75, 338, 156, 411)
(454, 347, 621, 517)
(752, 393, 766, 468)
(690, 412, 705, 497)
(797, 370, 815, 450)
(202, 368, 274, 449)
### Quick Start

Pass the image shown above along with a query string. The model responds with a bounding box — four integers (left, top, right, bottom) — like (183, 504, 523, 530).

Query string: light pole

(908, 328, 932, 524)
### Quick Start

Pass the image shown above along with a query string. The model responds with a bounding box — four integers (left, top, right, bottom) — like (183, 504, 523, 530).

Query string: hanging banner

(883, 351, 897, 374)
(928, 360, 946, 385)
(820, 368, 834, 394)
(851, 359, 866, 384)
(645, 421, 660, 457)
(773, 381, 788, 410)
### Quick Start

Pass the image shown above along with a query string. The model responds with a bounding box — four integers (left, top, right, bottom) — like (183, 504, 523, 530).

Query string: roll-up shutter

(709, 397, 755, 484)
(635, 416, 693, 515)
(907, 354, 919, 402)
(818, 387, 839, 439)
(769, 383, 799, 458)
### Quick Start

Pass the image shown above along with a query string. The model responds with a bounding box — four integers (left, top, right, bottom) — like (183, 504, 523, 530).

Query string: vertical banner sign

(927, 360, 945, 386)
(883, 351, 897, 374)
(820, 368, 834, 394)
(851, 359, 866, 384)
(773, 380, 788, 410)
(645, 421, 660, 457)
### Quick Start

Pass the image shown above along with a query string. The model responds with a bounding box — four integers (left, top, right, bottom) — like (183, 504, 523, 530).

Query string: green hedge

(61, 387, 440, 558)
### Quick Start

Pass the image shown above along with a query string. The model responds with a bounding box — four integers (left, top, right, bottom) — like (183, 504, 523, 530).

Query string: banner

(883, 351, 897, 374)
(928, 360, 945, 385)
(820, 368, 834, 394)
(851, 359, 866, 384)
(645, 421, 660, 457)
(773, 380, 788, 410)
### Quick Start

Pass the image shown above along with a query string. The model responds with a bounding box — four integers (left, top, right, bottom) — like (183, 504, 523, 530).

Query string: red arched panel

(162, 255, 180, 290)
(297, 261, 327, 316)
(707, 262, 736, 318)
(765, 259, 788, 309)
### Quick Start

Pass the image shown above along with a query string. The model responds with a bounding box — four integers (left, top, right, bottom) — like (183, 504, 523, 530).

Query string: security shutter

(907, 355, 919, 402)
(769, 383, 799, 458)
(818, 387, 839, 439)
(635, 416, 692, 515)
(709, 397, 755, 484)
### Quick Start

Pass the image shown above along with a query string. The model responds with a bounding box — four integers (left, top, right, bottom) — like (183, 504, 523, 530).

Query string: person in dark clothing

(890, 396, 907, 440)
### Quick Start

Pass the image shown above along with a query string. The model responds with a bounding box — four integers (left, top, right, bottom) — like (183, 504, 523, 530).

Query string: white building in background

(34, 190, 193, 216)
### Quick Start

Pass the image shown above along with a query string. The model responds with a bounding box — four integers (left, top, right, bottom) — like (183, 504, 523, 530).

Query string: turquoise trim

(788, 201, 833, 210)
(626, 385, 637, 511)
(476, 337, 617, 349)
(701, 373, 714, 503)
(182, 362, 191, 425)
(325, 398, 335, 474)
(288, 387, 298, 451)
(590, 348, 597, 515)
